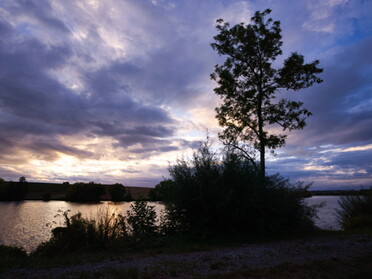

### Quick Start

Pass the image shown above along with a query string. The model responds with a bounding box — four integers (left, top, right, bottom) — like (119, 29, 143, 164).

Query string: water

(305, 196, 342, 231)
(0, 201, 164, 252)
(0, 196, 343, 252)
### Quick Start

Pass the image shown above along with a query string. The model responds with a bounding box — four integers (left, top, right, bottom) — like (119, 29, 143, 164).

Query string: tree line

(0, 178, 130, 202)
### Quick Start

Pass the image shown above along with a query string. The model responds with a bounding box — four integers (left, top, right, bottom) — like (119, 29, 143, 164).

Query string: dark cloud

(5, 0, 70, 33)
(25, 139, 94, 161)
(268, 147, 372, 190)
(0, 0, 371, 188)
(0, 14, 188, 164)
(323, 150, 372, 171)
(283, 37, 372, 148)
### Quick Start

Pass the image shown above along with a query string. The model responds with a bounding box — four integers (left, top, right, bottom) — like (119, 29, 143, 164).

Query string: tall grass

(33, 205, 127, 256)
(0, 245, 27, 270)
(336, 194, 372, 230)
(32, 201, 161, 257)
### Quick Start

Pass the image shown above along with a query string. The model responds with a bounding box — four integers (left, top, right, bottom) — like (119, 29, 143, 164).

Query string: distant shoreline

(310, 189, 372, 196)
(0, 181, 154, 201)
(2, 180, 371, 202)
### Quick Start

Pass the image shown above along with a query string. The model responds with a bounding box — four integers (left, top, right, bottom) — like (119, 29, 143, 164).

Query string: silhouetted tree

(108, 183, 126, 201)
(0, 180, 28, 201)
(211, 9, 323, 180)
(127, 200, 157, 239)
(19, 176, 27, 183)
(149, 179, 178, 201)
(66, 183, 105, 202)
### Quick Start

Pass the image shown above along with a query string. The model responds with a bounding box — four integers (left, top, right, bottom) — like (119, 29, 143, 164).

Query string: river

(0, 196, 342, 253)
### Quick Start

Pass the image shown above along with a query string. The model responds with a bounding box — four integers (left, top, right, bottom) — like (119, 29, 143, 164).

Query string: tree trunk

(260, 144, 265, 183)
(257, 84, 265, 184)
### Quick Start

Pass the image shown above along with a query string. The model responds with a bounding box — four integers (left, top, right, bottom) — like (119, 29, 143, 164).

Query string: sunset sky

(0, 0, 371, 190)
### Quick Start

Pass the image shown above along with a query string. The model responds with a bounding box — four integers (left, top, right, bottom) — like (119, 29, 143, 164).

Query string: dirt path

(2, 234, 372, 279)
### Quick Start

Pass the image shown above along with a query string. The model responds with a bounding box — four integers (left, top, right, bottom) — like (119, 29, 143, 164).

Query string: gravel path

(2, 234, 372, 278)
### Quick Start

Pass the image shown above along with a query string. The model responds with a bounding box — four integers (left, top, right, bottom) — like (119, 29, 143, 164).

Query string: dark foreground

(2, 234, 372, 279)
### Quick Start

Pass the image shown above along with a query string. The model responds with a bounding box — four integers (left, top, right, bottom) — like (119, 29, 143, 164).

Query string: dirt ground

(2, 234, 372, 279)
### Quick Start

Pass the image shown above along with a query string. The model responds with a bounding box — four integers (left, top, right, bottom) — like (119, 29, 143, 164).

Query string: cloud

(0, 10, 184, 166)
(0, 0, 371, 188)
(281, 37, 372, 149)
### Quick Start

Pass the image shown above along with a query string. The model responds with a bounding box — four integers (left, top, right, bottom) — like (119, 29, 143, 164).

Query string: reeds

(336, 194, 372, 230)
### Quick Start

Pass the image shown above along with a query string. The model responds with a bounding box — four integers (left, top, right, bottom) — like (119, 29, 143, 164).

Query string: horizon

(0, 0, 371, 190)
(2, 178, 371, 192)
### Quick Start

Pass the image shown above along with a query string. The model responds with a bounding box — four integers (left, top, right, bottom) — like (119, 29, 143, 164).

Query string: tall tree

(211, 9, 323, 180)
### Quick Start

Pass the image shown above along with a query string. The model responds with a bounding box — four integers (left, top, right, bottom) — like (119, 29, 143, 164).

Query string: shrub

(167, 140, 316, 236)
(108, 183, 126, 201)
(33, 201, 161, 256)
(127, 200, 158, 240)
(0, 181, 28, 201)
(0, 245, 27, 269)
(159, 203, 188, 235)
(41, 191, 51, 201)
(33, 206, 127, 256)
(149, 179, 178, 201)
(123, 191, 133, 201)
(65, 182, 105, 202)
(336, 193, 372, 230)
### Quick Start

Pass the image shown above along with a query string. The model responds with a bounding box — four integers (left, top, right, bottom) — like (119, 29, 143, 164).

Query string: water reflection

(0, 197, 343, 252)
(0, 201, 164, 252)
(305, 196, 342, 230)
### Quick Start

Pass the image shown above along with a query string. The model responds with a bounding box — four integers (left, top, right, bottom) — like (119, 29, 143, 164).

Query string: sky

(0, 0, 371, 190)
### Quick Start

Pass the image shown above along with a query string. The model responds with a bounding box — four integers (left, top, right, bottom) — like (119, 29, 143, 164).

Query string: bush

(159, 203, 188, 235)
(0, 181, 28, 201)
(33, 201, 161, 256)
(108, 183, 126, 201)
(33, 207, 127, 256)
(149, 180, 178, 201)
(336, 193, 372, 230)
(65, 182, 105, 202)
(127, 200, 158, 240)
(41, 191, 51, 201)
(167, 141, 316, 236)
(0, 245, 27, 269)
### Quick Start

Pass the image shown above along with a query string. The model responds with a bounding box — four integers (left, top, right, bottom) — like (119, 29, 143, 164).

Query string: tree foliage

(0, 181, 28, 201)
(108, 183, 126, 201)
(127, 200, 158, 239)
(65, 182, 105, 202)
(167, 140, 316, 236)
(150, 179, 178, 201)
(211, 9, 323, 178)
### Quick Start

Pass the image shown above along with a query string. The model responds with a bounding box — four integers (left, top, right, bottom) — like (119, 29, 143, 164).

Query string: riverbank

(2, 233, 372, 279)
